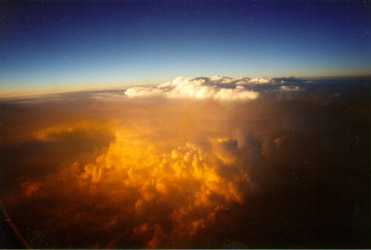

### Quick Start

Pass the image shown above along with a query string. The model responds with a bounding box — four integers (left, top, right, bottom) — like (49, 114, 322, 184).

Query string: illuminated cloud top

(124, 75, 306, 101)
(125, 76, 261, 100)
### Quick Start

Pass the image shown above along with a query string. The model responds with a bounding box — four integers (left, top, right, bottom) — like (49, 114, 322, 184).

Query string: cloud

(124, 76, 311, 101)
(1, 77, 370, 248)
(246, 76, 272, 84)
(125, 76, 260, 101)
(279, 85, 302, 91)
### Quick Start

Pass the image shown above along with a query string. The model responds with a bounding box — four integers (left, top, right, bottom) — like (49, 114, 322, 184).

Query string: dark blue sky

(0, 0, 370, 93)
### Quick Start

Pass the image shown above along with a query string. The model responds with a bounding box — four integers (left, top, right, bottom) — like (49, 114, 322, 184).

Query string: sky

(0, 0, 370, 94)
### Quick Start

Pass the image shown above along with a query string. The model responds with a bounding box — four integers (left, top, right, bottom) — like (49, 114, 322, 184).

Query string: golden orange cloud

(1, 80, 370, 248)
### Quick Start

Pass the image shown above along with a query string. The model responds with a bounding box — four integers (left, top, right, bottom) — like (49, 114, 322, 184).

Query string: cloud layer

(1, 77, 370, 248)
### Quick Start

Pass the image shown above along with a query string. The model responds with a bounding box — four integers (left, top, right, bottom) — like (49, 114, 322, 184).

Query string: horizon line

(1, 74, 370, 100)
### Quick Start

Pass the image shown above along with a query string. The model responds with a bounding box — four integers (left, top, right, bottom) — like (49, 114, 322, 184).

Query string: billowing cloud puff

(125, 76, 260, 101)
(247, 76, 272, 84)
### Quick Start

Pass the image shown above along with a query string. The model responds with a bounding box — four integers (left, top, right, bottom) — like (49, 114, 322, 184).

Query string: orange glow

(3, 97, 256, 248)
(2, 78, 370, 249)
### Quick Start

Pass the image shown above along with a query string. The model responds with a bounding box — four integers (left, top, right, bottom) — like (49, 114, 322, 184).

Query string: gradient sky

(0, 0, 370, 93)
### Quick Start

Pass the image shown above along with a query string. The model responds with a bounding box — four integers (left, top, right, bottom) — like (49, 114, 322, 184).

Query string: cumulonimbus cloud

(125, 76, 261, 101)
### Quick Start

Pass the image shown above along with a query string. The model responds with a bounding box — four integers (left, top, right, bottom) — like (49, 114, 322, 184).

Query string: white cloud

(124, 76, 308, 101)
(125, 76, 260, 101)
(247, 76, 272, 84)
(279, 85, 302, 91)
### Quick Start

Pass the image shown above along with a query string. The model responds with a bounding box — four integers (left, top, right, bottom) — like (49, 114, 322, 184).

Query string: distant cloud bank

(124, 76, 307, 101)
(125, 76, 293, 101)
